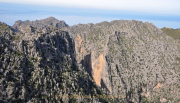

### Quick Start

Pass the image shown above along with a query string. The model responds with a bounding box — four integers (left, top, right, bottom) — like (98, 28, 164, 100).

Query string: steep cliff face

(0, 18, 180, 103)
(91, 53, 104, 87)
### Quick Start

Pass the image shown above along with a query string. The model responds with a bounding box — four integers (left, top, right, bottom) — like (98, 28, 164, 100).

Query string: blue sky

(0, 0, 180, 28)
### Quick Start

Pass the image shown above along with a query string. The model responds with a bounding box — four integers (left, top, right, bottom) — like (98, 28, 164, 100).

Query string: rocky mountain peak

(45, 16, 58, 21)
(12, 17, 68, 33)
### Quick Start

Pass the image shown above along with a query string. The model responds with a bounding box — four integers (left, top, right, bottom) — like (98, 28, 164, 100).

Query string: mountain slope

(161, 27, 180, 41)
(63, 20, 180, 102)
(0, 18, 180, 103)
(0, 22, 113, 103)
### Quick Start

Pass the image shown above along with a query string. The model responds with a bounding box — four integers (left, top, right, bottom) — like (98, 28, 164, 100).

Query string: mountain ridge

(12, 17, 68, 33)
(0, 17, 180, 103)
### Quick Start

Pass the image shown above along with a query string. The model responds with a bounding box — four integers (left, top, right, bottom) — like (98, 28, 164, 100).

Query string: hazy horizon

(0, 1, 180, 29)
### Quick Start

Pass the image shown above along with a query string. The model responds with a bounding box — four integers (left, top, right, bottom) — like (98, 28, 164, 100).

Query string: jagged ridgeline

(0, 17, 180, 103)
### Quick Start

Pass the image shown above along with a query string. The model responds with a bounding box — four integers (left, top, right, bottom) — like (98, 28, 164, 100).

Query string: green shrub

(15, 51, 21, 56)
(29, 57, 38, 62)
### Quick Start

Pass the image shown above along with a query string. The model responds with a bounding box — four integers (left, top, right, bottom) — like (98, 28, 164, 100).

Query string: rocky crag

(0, 17, 180, 103)
(12, 17, 68, 33)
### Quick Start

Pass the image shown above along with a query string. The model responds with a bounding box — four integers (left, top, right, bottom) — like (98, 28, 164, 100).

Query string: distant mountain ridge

(12, 17, 68, 32)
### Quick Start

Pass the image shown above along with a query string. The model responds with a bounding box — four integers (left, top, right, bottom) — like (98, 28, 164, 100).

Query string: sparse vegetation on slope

(161, 27, 180, 40)
(0, 18, 180, 103)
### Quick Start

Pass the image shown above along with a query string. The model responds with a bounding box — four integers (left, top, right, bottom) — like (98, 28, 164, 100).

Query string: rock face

(91, 52, 104, 87)
(0, 18, 180, 103)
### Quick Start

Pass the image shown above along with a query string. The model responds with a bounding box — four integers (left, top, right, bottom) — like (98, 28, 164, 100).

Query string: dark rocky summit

(0, 17, 180, 103)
